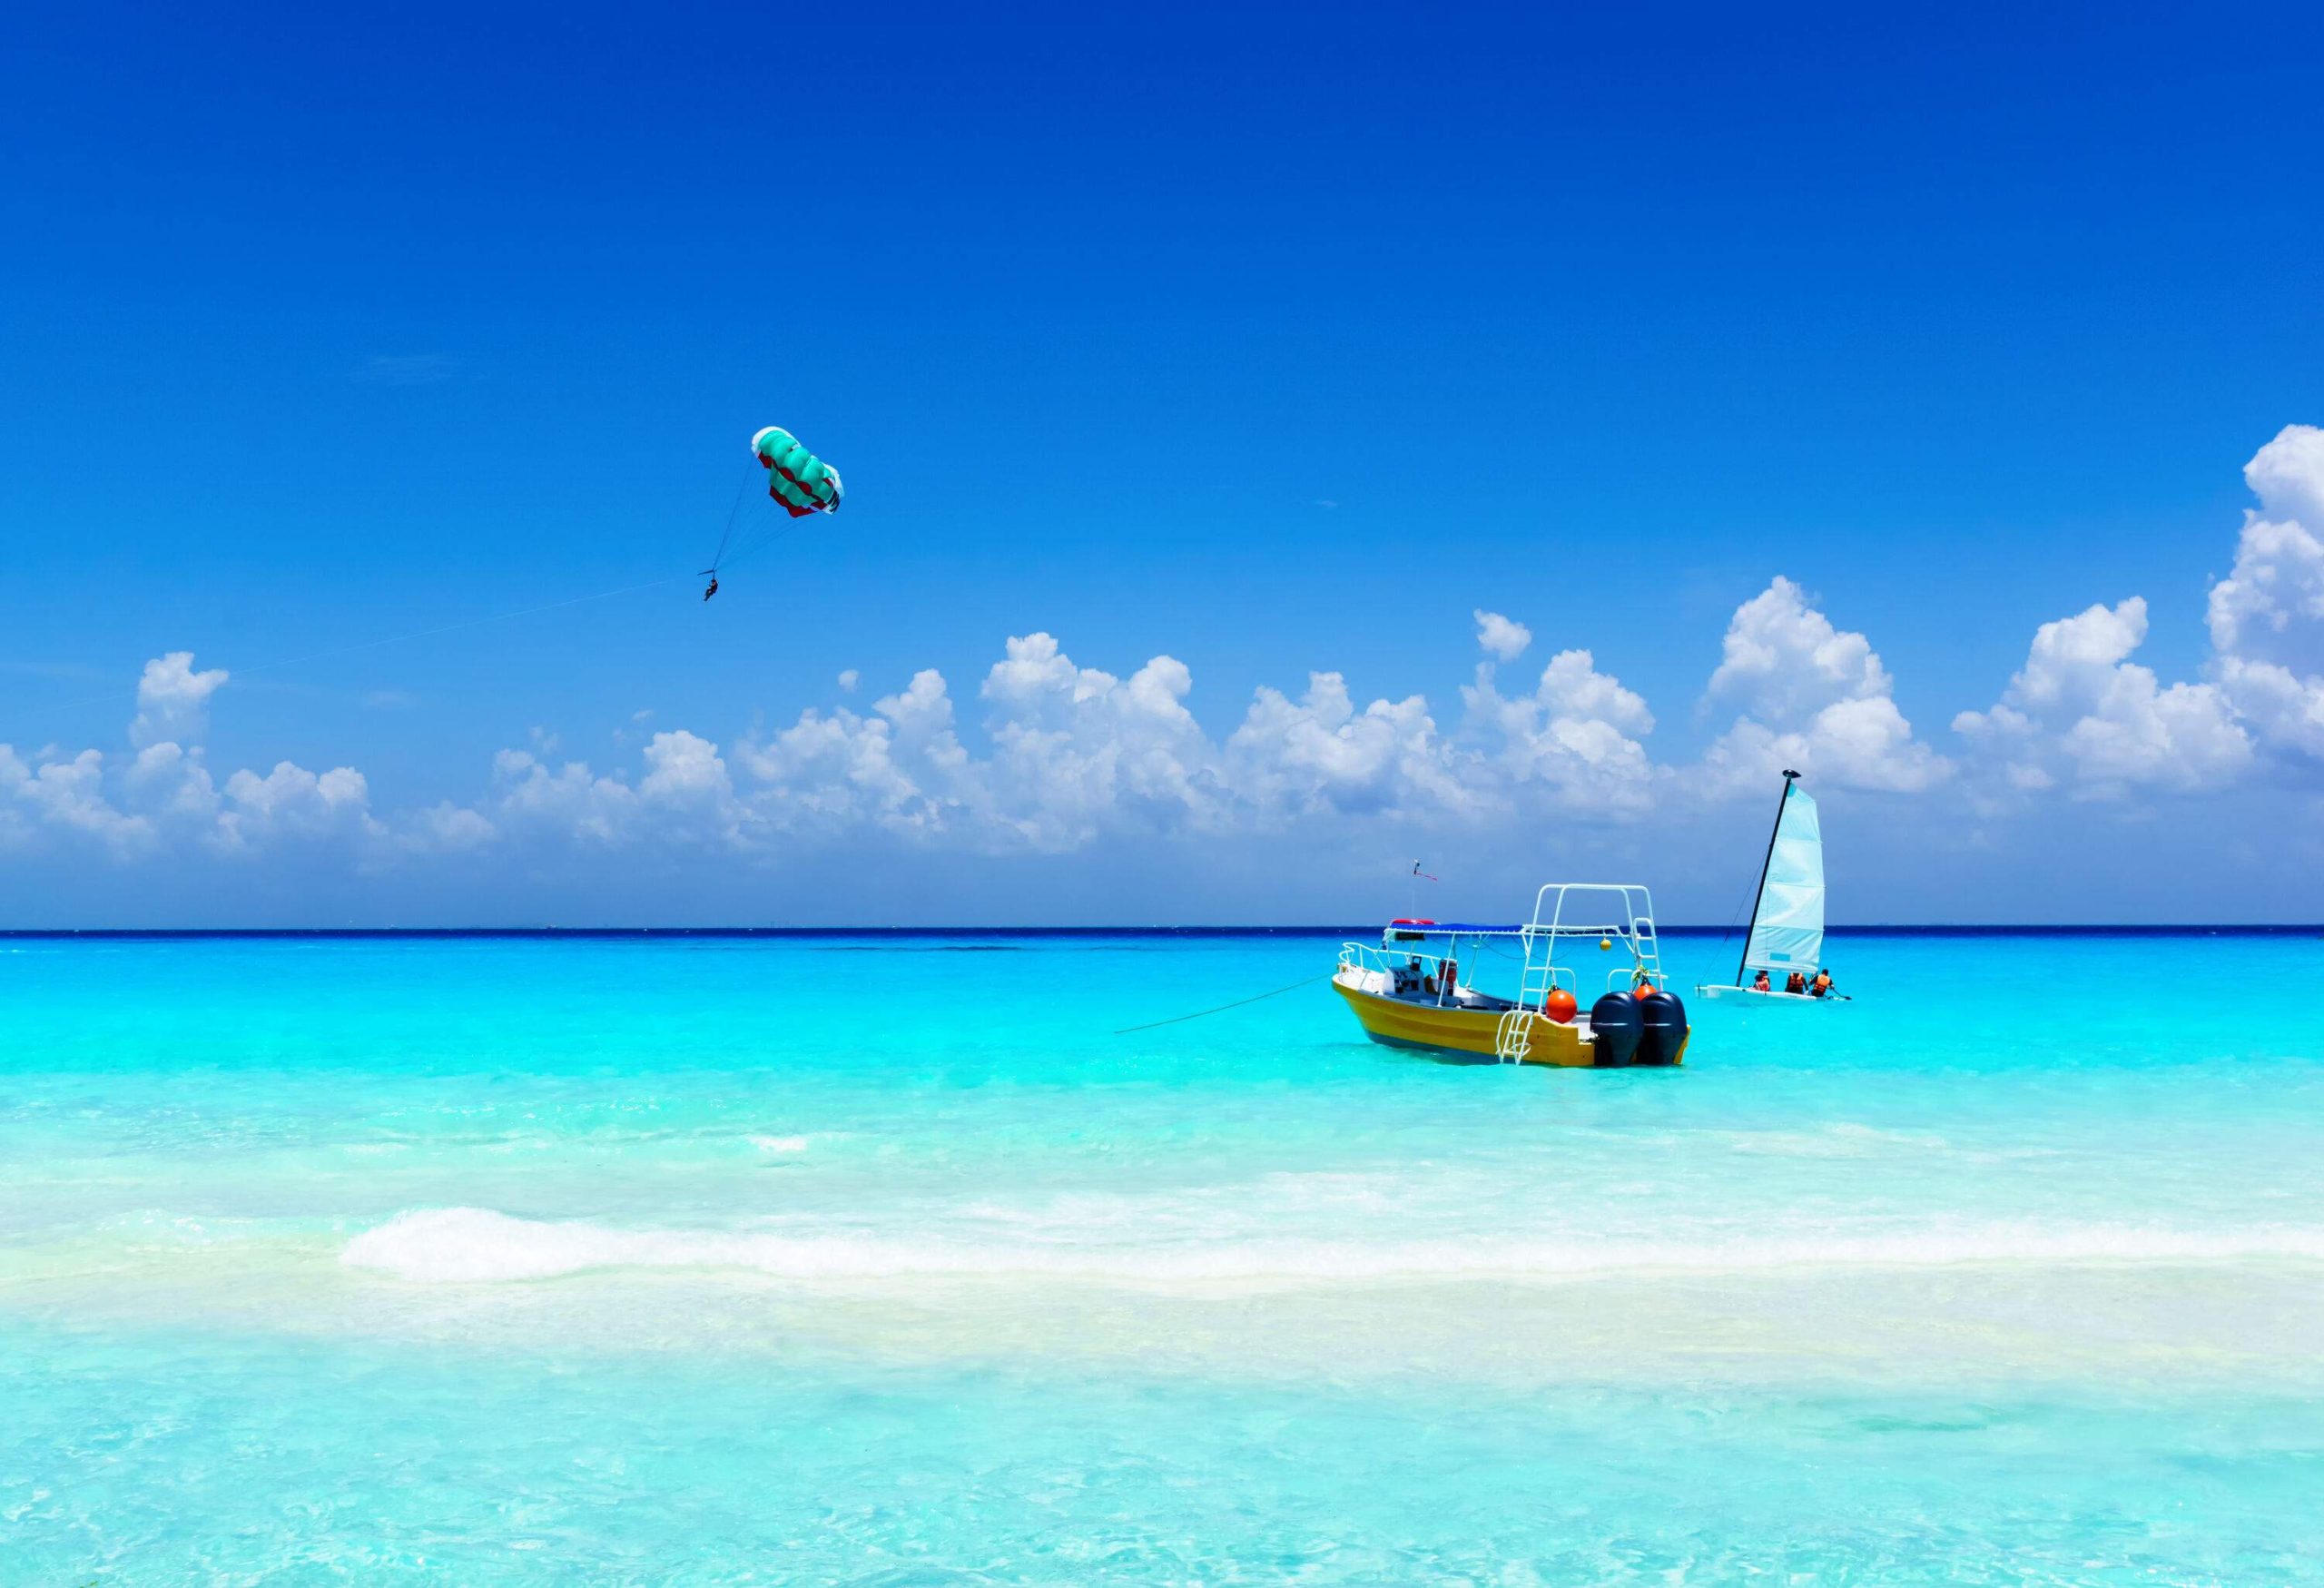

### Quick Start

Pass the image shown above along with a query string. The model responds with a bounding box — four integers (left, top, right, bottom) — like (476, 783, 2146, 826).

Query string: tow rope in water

(1112, 973, 1331, 1035)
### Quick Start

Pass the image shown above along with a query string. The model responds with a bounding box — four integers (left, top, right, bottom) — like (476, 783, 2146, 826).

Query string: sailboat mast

(1735, 770, 1800, 985)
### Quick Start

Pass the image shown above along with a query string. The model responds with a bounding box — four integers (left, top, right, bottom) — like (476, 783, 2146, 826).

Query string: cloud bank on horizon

(5, 426, 2322, 914)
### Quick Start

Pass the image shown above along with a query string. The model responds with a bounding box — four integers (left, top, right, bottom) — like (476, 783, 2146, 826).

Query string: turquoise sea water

(3, 930, 2320, 1584)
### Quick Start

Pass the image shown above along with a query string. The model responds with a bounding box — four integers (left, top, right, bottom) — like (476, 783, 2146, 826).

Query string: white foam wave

(339, 1208, 2324, 1287)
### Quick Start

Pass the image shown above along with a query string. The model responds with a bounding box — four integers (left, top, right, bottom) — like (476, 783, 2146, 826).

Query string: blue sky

(5, 1, 2322, 925)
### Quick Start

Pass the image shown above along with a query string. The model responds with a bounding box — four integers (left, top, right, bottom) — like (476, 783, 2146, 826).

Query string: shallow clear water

(3, 931, 2320, 1583)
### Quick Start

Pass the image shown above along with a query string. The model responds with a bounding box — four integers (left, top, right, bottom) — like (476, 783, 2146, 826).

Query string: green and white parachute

(751, 426, 842, 518)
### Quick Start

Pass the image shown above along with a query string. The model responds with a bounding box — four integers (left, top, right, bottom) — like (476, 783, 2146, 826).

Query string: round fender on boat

(1543, 988, 1579, 1024)
(1636, 991, 1689, 1066)
(1587, 992, 1642, 1067)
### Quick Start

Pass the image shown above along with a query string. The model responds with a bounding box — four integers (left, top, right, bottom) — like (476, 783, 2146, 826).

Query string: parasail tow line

(1112, 974, 1331, 1035)
(701, 467, 755, 577)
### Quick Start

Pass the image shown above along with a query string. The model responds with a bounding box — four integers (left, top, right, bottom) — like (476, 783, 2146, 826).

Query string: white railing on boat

(1500, 883, 1664, 1063)
(1343, 884, 1665, 1065)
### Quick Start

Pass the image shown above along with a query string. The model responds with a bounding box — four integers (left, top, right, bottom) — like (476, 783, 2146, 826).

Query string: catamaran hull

(1332, 981, 1685, 1067)
(1692, 984, 1840, 1006)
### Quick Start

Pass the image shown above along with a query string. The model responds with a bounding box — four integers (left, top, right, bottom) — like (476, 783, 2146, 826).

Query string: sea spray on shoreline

(339, 1205, 2324, 1286)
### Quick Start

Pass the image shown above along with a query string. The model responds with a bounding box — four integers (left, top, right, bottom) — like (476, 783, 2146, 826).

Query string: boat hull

(1692, 984, 1841, 1006)
(1333, 979, 1682, 1066)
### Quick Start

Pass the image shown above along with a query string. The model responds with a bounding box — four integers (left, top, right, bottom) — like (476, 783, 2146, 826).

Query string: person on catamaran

(703, 575, 719, 601)
(1785, 971, 1808, 994)
(1752, 970, 1772, 992)
(1809, 969, 1835, 998)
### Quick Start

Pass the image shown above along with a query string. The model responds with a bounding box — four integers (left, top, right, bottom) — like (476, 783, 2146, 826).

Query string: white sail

(1744, 788, 1823, 975)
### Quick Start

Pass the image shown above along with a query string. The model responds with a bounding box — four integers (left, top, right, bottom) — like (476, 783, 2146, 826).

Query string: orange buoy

(1543, 988, 1579, 1023)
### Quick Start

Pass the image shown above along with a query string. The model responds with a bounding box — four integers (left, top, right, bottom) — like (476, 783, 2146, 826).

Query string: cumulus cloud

(1461, 646, 1656, 812)
(1229, 673, 1473, 822)
(1954, 598, 2250, 795)
(1473, 609, 1531, 662)
(2208, 424, 2324, 762)
(129, 651, 229, 748)
(1948, 424, 2324, 793)
(0, 650, 393, 863)
(405, 802, 497, 853)
(0, 745, 151, 852)
(25, 436, 2324, 893)
(738, 668, 978, 842)
(215, 763, 378, 850)
(124, 740, 222, 824)
(1696, 578, 1947, 794)
(635, 730, 750, 846)
(471, 731, 755, 853)
(487, 749, 641, 844)
(980, 635, 1221, 847)
(739, 634, 1492, 853)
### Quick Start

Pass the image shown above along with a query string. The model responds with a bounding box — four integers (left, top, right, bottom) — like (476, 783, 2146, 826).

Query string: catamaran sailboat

(1695, 771, 1841, 1004)
(1332, 883, 1690, 1066)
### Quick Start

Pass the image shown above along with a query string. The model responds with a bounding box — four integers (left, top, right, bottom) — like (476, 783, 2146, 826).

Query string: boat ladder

(1632, 915, 1666, 986)
(1494, 933, 1564, 1063)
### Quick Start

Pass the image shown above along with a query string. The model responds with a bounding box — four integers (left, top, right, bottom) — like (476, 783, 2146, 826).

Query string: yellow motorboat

(1332, 883, 1689, 1067)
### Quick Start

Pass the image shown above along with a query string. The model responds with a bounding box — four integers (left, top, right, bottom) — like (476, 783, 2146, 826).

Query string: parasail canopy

(752, 426, 843, 518)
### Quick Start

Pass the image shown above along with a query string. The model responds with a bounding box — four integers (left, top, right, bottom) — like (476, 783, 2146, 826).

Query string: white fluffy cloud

(1697, 577, 1948, 794)
(216, 762, 378, 849)
(19, 429, 2324, 892)
(487, 749, 641, 843)
(1954, 597, 2250, 794)
(1, 650, 378, 861)
(1229, 673, 1475, 822)
(1949, 424, 2324, 790)
(737, 668, 978, 842)
(1460, 647, 1656, 812)
(129, 651, 229, 749)
(979, 635, 1222, 847)
(2208, 424, 2324, 762)
(1, 745, 153, 852)
(405, 802, 497, 853)
(1472, 609, 1531, 662)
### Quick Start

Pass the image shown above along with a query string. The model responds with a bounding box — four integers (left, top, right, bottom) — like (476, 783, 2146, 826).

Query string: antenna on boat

(1408, 860, 1439, 920)
(1735, 771, 1800, 988)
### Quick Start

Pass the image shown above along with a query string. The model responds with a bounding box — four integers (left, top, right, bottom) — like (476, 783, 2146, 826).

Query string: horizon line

(4, 923, 2319, 940)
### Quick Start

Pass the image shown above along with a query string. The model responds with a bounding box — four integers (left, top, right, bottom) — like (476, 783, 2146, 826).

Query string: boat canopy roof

(1384, 921, 1524, 936)
(1382, 920, 1643, 939)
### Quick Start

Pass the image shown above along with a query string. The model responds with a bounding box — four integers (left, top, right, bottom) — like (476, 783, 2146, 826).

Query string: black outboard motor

(1637, 990, 1689, 1066)
(1587, 992, 1642, 1068)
